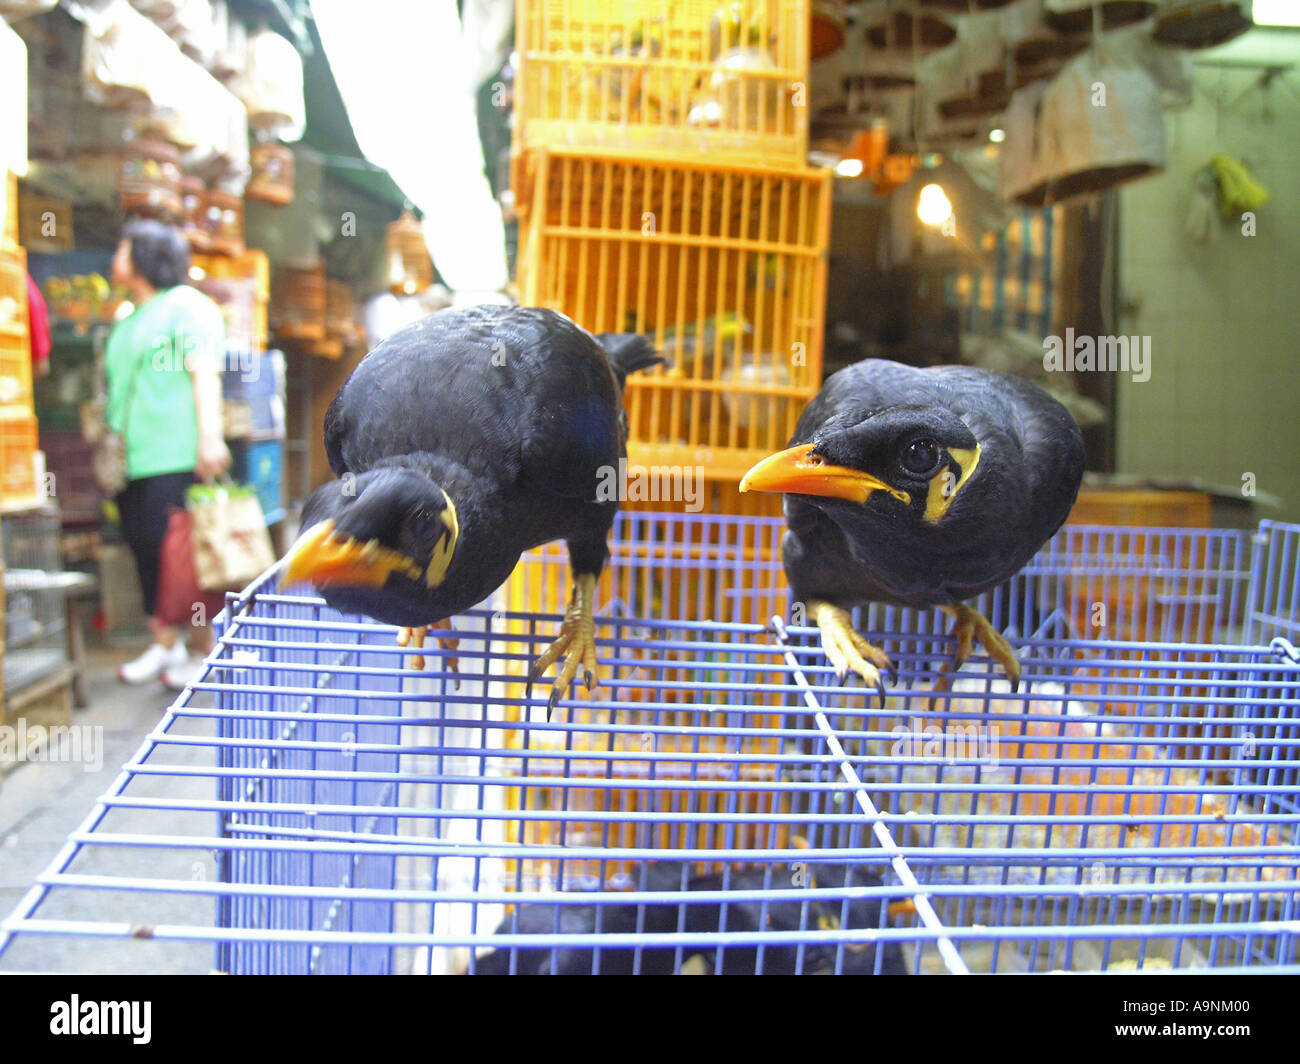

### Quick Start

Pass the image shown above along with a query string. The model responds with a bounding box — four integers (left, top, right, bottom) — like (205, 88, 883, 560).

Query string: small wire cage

(1, 515, 1298, 974)
(3, 506, 72, 694)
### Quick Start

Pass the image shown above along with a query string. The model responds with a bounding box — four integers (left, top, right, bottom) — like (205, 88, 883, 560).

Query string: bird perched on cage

(471, 860, 906, 975)
(281, 305, 662, 710)
(739, 358, 1084, 698)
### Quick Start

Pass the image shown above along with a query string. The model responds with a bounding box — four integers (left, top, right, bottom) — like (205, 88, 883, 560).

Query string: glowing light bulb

(834, 157, 865, 178)
(917, 183, 953, 227)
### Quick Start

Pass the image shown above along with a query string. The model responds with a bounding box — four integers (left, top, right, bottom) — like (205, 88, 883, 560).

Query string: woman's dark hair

(122, 219, 191, 290)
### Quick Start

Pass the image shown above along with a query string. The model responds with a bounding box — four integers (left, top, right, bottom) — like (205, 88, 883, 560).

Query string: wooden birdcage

(516, 147, 831, 482)
(247, 141, 295, 206)
(385, 209, 434, 295)
(513, 0, 810, 168)
(270, 264, 325, 342)
(118, 138, 182, 220)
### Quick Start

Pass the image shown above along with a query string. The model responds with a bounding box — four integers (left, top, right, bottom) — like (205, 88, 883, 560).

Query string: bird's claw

(396, 622, 459, 676)
(528, 574, 601, 718)
(930, 604, 1022, 707)
(811, 599, 894, 705)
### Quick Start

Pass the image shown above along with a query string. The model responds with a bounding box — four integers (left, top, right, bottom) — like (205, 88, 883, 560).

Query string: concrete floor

(0, 641, 217, 974)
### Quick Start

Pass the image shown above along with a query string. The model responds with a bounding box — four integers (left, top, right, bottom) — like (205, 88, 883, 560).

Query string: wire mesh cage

(3, 506, 71, 694)
(1, 514, 1298, 974)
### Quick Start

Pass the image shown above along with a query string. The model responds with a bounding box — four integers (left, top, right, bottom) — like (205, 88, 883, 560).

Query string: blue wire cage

(1, 515, 1298, 974)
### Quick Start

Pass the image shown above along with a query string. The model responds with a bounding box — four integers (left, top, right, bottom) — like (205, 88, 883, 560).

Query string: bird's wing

(322, 386, 350, 477)
(329, 306, 624, 501)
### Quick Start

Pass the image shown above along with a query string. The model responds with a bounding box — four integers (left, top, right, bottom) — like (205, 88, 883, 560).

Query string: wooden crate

(1067, 488, 1212, 529)
(0, 413, 38, 508)
(517, 148, 832, 481)
(0, 332, 32, 416)
(514, 0, 810, 168)
(0, 242, 26, 345)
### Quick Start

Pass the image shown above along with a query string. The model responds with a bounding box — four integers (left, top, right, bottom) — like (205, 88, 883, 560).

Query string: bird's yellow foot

(931, 603, 1021, 701)
(810, 599, 895, 706)
(528, 573, 600, 715)
(396, 620, 459, 673)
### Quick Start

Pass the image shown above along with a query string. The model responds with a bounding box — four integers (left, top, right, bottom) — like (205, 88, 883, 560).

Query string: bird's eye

(900, 438, 941, 477)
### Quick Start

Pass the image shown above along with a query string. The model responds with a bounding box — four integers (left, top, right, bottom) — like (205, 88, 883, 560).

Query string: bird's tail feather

(597, 332, 667, 391)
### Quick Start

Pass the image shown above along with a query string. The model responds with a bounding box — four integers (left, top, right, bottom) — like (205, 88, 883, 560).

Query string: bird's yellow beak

(280, 519, 424, 589)
(739, 444, 911, 505)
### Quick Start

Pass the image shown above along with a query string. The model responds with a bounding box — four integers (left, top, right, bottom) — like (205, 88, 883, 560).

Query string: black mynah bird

(739, 358, 1084, 697)
(281, 305, 661, 708)
(471, 860, 906, 975)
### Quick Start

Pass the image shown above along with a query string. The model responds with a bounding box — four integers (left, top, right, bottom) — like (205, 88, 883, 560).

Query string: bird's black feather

(595, 332, 667, 390)
(471, 862, 906, 975)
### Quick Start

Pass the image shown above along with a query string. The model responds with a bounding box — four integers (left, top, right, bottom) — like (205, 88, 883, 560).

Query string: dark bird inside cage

(281, 305, 662, 709)
(470, 861, 907, 975)
(739, 358, 1085, 699)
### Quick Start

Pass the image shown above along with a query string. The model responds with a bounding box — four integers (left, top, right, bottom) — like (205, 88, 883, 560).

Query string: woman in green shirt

(107, 220, 231, 690)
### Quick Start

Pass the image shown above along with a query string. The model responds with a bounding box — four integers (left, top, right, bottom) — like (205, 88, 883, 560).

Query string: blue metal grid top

(1, 516, 1299, 974)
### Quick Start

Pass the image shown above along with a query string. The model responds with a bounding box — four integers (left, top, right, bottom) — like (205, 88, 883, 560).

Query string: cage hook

(1269, 637, 1300, 665)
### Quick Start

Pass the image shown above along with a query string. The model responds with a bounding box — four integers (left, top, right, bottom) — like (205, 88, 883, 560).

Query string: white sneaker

(161, 653, 207, 692)
(119, 642, 189, 685)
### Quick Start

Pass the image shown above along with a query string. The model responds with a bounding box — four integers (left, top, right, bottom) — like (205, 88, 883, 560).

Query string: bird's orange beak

(739, 444, 910, 505)
(280, 519, 423, 590)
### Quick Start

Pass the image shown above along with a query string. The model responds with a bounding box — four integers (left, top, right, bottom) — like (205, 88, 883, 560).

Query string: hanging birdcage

(117, 137, 183, 220)
(385, 209, 434, 296)
(247, 140, 295, 206)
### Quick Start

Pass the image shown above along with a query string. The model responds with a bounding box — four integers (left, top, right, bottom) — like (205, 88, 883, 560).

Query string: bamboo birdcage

(385, 209, 434, 295)
(513, 0, 810, 168)
(247, 141, 295, 206)
(516, 147, 831, 482)
(270, 264, 325, 341)
(118, 137, 182, 220)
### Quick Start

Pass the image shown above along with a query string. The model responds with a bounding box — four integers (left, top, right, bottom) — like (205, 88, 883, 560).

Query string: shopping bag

(155, 507, 227, 627)
(188, 481, 277, 592)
